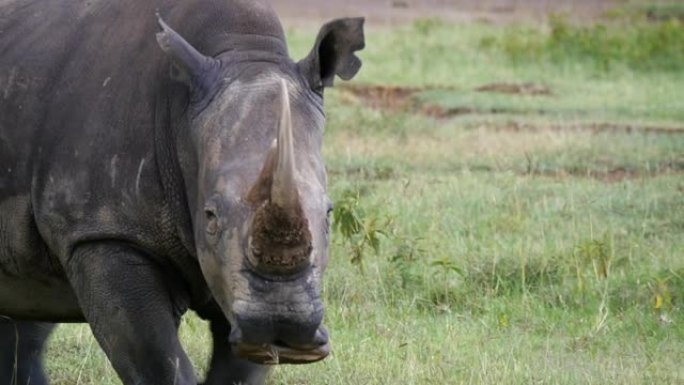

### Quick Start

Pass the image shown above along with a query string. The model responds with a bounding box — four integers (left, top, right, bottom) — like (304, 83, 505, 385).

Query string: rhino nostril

(272, 327, 329, 351)
(312, 328, 328, 346)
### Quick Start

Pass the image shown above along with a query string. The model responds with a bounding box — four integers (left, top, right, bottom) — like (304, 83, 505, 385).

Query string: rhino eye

(205, 209, 219, 235)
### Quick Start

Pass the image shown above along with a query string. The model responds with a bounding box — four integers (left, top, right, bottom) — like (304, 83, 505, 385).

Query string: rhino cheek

(197, 226, 251, 325)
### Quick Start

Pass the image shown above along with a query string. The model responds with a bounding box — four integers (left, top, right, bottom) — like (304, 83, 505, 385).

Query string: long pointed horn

(247, 80, 313, 275)
(271, 79, 299, 211)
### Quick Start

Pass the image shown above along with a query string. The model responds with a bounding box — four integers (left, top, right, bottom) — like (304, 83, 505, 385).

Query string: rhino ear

(298, 18, 365, 90)
(155, 15, 217, 90)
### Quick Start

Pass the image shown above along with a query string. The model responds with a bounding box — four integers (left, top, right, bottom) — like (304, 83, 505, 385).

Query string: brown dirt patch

(340, 84, 684, 134)
(645, 9, 684, 23)
(527, 164, 684, 183)
(485, 121, 684, 135)
(475, 82, 552, 96)
(339, 84, 477, 118)
(339, 84, 422, 113)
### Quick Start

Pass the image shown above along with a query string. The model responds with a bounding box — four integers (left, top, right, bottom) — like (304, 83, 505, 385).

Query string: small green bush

(332, 188, 390, 269)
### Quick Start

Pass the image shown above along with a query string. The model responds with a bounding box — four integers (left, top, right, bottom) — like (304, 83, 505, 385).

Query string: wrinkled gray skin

(0, 0, 364, 384)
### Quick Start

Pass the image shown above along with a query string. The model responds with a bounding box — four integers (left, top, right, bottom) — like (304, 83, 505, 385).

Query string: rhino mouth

(233, 340, 330, 364)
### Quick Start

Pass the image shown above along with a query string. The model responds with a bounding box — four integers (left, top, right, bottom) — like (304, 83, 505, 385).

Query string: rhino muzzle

(228, 268, 328, 365)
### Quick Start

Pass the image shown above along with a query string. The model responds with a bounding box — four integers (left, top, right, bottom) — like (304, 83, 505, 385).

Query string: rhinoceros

(0, 0, 364, 384)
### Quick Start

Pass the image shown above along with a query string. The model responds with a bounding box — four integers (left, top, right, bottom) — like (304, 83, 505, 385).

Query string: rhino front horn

(247, 79, 313, 276)
(271, 79, 299, 213)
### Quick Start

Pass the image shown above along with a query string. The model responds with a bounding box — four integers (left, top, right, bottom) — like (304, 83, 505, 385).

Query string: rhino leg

(201, 315, 270, 385)
(66, 242, 196, 385)
(195, 303, 270, 385)
(0, 320, 54, 385)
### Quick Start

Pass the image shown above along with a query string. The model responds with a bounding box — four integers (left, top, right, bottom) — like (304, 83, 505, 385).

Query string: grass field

(46, 7, 684, 385)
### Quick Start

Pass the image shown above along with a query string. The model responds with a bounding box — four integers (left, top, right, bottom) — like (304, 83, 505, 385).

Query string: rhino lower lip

(232, 341, 331, 365)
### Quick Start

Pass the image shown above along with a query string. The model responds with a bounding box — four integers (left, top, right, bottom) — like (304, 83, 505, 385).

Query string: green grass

(46, 13, 684, 385)
(481, 15, 684, 73)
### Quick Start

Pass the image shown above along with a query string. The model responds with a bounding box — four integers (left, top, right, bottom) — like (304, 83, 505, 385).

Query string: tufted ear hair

(298, 18, 365, 90)
(155, 14, 219, 95)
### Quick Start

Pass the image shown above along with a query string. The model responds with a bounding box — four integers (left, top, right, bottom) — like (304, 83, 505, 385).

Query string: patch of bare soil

(339, 84, 684, 134)
(340, 83, 555, 119)
(645, 9, 684, 23)
(339, 84, 474, 118)
(339, 84, 422, 112)
(489, 121, 684, 135)
(526, 163, 684, 183)
(476, 82, 552, 96)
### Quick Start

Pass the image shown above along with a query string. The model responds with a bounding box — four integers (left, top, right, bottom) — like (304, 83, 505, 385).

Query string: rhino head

(156, 15, 364, 364)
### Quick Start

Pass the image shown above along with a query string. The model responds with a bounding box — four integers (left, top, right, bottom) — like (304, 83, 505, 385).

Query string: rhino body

(0, 0, 364, 384)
